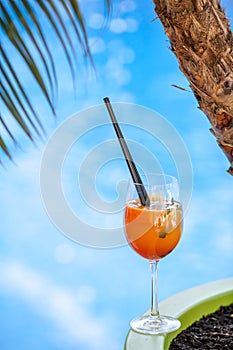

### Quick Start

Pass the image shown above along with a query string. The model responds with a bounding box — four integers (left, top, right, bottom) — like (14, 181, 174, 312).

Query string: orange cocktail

(123, 174, 183, 334)
(124, 198, 182, 260)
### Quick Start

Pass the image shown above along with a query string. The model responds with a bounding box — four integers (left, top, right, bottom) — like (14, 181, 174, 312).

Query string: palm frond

(1, 47, 45, 133)
(1, 84, 33, 140)
(21, 0, 58, 98)
(34, 0, 77, 85)
(0, 0, 111, 162)
(2, 65, 42, 138)
(7, 0, 57, 104)
(0, 134, 12, 161)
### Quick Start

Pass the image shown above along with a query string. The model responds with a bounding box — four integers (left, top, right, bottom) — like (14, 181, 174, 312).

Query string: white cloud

(213, 230, 233, 255)
(109, 17, 139, 34)
(105, 58, 131, 85)
(88, 13, 105, 29)
(184, 184, 233, 259)
(114, 91, 135, 103)
(118, 0, 137, 13)
(89, 37, 106, 54)
(108, 38, 126, 52)
(76, 285, 96, 304)
(0, 260, 119, 350)
(118, 47, 135, 64)
(54, 243, 76, 264)
(125, 18, 139, 32)
(110, 18, 128, 33)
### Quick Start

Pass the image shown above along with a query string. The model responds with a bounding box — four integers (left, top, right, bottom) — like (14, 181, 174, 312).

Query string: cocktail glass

(124, 173, 183, 335)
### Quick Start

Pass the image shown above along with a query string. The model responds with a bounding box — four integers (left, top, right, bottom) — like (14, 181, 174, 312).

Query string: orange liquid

(124, 201, 183, 260)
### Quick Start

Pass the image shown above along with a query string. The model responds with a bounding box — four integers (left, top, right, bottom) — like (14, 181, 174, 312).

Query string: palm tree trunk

(153, 0, 233, 175)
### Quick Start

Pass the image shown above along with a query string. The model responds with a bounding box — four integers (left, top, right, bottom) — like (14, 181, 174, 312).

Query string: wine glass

(124, 173, 183, 335)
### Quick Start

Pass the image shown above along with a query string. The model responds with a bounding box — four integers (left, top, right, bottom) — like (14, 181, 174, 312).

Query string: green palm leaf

(6, 0, 57, 105)
(2, 65, 42, 138)
(21, 0, 58, 99)
(0, 0, 111, 162)
(1, 3, 55, 113)
(0, 135, 12, 163)
(1, 84, 33, 141)
(1, 47, 45, 134)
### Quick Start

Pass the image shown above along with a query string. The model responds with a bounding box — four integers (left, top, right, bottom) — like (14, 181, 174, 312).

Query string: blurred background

(1, 1, 233, 349)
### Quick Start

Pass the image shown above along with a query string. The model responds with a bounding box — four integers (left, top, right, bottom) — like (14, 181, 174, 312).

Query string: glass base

(130, 314, 181, 335)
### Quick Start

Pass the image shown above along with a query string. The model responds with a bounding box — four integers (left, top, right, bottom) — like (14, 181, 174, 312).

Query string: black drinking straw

(103, 97, 150, 207)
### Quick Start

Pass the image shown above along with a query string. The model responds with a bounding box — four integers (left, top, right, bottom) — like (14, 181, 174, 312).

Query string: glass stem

(150, 260, 160, 317)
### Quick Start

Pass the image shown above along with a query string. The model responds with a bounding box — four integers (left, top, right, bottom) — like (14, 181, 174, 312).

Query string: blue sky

(1, 1, 233, 349)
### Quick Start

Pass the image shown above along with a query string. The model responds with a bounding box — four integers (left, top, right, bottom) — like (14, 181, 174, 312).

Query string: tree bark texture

(153, 0, 233, 175)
